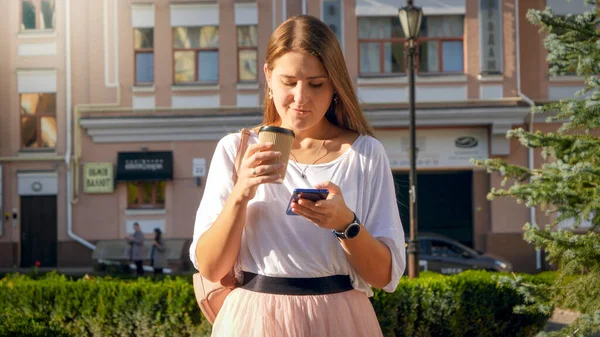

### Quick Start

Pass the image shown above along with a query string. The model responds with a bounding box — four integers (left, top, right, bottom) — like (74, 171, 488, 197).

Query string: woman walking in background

(151, 228, 167, 275)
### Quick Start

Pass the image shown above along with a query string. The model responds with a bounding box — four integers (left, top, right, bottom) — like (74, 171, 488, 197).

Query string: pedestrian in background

(125, 222, 145, 276)
(151, 228, 167, 275)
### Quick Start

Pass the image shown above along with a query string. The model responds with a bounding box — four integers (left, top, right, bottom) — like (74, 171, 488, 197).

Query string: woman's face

(264, 51, 335, 133)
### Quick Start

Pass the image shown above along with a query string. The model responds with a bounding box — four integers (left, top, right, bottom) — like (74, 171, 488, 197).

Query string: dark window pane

(135, 28, 154, 49)
(360, 42, 380, 73)
(40, 0, 55, 30)
(128, 182, 140, 206)
(198, 51, 219, 82)
(174, 51, 195, 82)
(237, 26, 258, 47)
(22, 1, 36, 30)
(442, 41, 464, 72)
(142, 181, 153, 205)
(40, 116, 57, 148)
(136, 53, 154, 83)
(21, 116, 37, 147)
(239, 50, 257, 81)
(384, 42, 405, 73)
(418, 41, 440, 72)
(156, 181, 165, 205)
(322, 0, 342, 42)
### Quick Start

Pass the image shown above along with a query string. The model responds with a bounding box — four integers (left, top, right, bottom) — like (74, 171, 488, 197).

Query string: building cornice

(79, 106, 531, 143)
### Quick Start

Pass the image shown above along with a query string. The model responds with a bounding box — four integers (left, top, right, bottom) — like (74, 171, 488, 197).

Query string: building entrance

(393, 171, 473, 247)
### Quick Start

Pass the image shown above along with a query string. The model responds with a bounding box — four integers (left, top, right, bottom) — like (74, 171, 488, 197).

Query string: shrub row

(0, 271, 552, 337)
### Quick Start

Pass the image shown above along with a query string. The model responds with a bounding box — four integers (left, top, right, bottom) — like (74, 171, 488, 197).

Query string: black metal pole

(407, 39, 419, 279)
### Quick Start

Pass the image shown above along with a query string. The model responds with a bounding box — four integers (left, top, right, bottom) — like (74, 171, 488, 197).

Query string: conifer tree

(475, 1, 600, 335)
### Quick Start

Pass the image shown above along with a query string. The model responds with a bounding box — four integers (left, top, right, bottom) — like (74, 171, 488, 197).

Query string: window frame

(127, 181, 166, 209)
(236, 25, 259, 83)
(357, 36, 407, 75)
(134, 28, 154, 85)
(415, 36, 465, 73)
(172, 26, 219, 84)
(20, 0, 55, 32)
(357, 16, 465, 76)
(19, 93, 57, 149)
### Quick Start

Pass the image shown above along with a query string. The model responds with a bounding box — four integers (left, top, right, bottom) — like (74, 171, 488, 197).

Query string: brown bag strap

(223, 128, 251, 284)
(232, 128, 251, 184)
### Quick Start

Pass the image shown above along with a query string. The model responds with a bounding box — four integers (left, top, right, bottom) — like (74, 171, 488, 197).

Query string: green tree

(474, 1, 600, 336)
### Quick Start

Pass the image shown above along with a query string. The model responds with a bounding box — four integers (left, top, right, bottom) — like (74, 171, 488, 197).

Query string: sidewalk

(544, 308, 600, 336)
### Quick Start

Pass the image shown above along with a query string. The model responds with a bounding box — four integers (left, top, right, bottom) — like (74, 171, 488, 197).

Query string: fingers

(291, 199, 326, 224)
(314, 181, 342, 195)
(251, 162, 285, 177)
(244, 142, 282, 169)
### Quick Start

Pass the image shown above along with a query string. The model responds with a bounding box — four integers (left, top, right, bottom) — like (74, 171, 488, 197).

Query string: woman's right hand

(233, 142, 284, 201)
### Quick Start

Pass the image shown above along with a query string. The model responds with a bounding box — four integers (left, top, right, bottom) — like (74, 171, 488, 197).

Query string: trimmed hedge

(0, 271, 551, 337)
(371, 271, 551, 337)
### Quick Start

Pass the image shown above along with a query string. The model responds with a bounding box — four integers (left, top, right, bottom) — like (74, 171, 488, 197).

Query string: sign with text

(115, 151, 173, 181)
(375, 128, 489, 169)
(192, 158, 206, 177)
(479, 0, 503, 74)
(83, 163, 114, 193)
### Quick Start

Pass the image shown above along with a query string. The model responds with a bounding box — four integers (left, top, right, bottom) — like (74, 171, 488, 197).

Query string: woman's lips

(291, 108, 311, 114)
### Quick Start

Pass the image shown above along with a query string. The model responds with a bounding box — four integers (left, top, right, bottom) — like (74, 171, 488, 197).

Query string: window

(430, 240, 468, 258)
(358, 17, 405, 75)
(173, 26, 219, 83)
(21, 0, 55, 31)
(322, 0, 342, 44)
(418, 16, 464, 73)
(127, 181, 165, 209)
(135, 28, 154, 84)
(20, 93, 57, 149)
(358, 15, 464, 75)
(237, 26, 258, 82)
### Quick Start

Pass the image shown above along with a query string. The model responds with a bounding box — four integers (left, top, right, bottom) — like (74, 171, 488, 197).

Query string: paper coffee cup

(258, 126, 295, 183)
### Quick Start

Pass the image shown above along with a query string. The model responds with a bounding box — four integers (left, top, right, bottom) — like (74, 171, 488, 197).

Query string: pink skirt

(211, 288, 383, 337)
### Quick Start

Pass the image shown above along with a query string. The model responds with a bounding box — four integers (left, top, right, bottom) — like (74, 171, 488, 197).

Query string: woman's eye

(309, 83, 323, 88)
(282, 82, 296, 87)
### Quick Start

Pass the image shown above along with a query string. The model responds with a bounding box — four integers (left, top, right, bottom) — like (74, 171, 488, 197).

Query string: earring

(333, 95, 338, 104)
(268, 88, 273, 100)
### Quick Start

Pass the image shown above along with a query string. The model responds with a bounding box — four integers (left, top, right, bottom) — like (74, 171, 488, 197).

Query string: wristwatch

(332, 212, 361, 240)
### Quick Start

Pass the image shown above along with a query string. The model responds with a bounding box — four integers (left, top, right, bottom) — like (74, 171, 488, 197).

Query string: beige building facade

(0, 0, 592, 272)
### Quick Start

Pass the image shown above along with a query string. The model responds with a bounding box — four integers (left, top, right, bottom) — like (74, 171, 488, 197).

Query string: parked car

(404, 233, 512, 274)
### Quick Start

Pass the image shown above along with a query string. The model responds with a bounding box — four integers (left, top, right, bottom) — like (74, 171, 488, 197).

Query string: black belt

(241, 271, 353, 295)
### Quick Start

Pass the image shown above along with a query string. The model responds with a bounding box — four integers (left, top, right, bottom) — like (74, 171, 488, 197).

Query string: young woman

(190, 15, 405, 336)
(151, 228, 167, 275)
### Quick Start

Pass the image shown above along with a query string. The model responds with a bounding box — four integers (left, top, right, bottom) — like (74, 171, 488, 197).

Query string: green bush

(0, 271, 551, 337)
(371, 271, 552, 337)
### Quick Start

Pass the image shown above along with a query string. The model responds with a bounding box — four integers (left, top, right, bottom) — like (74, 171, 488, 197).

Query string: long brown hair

(260, 15, 374, 136)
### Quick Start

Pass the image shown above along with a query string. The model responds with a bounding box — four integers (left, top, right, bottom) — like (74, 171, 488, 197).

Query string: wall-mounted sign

(115, 151, 173, 181)
(479, 0, 503, 74)
(83, 163, 114, 193)
(375, 128, 489, 169)
(192, 158, 206, 177)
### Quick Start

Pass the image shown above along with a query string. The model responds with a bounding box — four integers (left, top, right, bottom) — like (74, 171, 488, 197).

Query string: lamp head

(398, 1, 424, 40)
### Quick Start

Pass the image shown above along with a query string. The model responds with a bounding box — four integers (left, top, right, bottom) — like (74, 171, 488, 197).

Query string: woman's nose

(293, 83, 309, 105)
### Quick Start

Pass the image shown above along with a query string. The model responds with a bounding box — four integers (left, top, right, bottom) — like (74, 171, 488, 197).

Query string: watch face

(346, 223, 361, 239)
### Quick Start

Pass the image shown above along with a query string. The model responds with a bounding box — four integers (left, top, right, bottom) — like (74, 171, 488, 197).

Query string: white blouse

(189, 132, 406, 296)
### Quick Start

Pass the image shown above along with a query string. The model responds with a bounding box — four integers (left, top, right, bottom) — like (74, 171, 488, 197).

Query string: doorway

(20, 195, 57, 267)
(393, 171, 473, 247)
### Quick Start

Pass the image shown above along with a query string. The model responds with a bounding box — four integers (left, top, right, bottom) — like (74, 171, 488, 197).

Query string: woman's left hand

(290, 181, 355, 232)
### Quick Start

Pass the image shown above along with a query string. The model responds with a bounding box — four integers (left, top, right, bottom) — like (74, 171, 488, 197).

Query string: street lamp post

(398, 0, 423, 279)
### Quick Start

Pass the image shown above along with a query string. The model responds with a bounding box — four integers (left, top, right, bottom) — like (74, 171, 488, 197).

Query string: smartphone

(285, 188, 329, 215)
